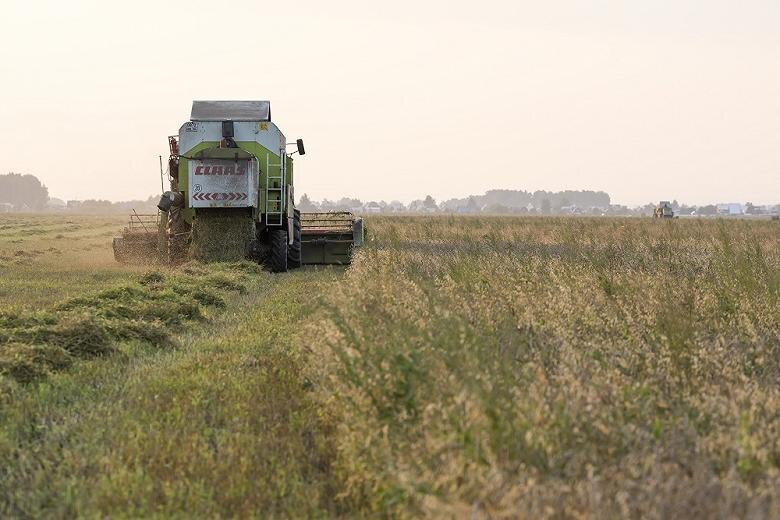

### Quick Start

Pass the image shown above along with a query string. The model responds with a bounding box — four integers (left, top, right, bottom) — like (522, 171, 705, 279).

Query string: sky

(0, 0, 778, 207)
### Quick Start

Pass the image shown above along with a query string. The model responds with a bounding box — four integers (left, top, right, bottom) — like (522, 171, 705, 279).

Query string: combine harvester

(113, 100, 363, 271)
(653, 201, 675, 219)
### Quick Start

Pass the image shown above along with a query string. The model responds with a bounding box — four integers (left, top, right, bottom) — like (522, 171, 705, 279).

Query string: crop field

(1, 214, 779, 518)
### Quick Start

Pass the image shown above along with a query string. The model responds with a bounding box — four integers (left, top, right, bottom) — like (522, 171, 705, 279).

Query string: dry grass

(0, 263, 256, 384)
(0, 269, 339, 518)
(0, 214, 143, 309)
(1, 214, 778, 518)
(190, 211, 255, 262)
(306, 216, 780, 518)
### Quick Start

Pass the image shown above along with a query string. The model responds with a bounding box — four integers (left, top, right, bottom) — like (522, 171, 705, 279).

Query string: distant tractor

(113, 100, 363, 271)
(654, 201, 675, 219)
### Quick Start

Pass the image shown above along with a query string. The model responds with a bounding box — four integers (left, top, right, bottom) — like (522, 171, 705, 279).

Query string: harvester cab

(113, 100, 363, 271)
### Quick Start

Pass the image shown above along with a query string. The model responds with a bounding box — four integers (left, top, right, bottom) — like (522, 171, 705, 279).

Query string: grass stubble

(1, 214, 779, 518)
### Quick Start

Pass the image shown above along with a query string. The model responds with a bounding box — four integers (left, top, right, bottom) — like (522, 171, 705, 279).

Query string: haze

(1, 0, 778, 206)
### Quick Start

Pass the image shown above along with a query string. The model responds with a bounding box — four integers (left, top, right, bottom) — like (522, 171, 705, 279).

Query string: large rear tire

(288, 209, 302, 269)
(268, 228, 288, 273)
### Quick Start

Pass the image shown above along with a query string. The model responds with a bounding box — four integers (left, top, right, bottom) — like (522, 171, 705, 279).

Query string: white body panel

(188, 159, 259, 208)
(178, 121, 286, 157)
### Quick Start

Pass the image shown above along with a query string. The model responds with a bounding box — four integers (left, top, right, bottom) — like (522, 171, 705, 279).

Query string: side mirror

(296, 138, 306, 156)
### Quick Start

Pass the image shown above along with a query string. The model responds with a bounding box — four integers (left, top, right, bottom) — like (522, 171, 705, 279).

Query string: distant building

(363, 202, 381, 213)
(0, 202, 13, 213)
(717, 203, 743, 216)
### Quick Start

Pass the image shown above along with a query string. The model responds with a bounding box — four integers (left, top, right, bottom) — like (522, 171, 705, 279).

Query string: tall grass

(306, 216, 780, 517)
(2, 215, 778, 517)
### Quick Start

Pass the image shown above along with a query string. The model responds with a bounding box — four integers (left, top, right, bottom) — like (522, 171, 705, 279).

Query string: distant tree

(336, 197, 362, 210)
(744, 202, 761, 215)
(408, 199, 425, 212)
(0, 173, 49, 211)
(697, 204, 718, 216)
(78, 200, 115, 214)
(541, 198, 551, 215)
(423, 195, 437, 211)
(419, 189, 611, 213)
(387, 200, 406, 212)
(297, 193, 318, 212)
(485, 203, 509, 214)
(555, 197, 571, 213)
(481, 189, 532, 208)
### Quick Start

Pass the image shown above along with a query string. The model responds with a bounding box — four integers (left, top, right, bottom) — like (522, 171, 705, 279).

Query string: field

(1, 214, 779, 518)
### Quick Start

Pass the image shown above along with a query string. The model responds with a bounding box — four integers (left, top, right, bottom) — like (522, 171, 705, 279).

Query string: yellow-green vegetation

(0, 214, 144, 309)
(1, 215, 779, 518)
(190, 211, 256, 262)
(311, 216, 780, 518)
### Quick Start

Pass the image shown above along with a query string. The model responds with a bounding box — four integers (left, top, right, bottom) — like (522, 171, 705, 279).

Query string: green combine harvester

(113, 100, 363, 271)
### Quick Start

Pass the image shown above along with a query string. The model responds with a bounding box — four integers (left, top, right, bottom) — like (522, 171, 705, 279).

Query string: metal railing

(300, 212, 356, 233)
(125, 210, 160, 233)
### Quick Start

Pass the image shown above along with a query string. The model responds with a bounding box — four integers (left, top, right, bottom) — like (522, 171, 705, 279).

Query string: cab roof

(190, 100, 271, 122)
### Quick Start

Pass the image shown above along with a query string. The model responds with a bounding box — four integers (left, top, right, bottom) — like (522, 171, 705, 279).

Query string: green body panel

(178, 141, 293, 225)
(300, 239, 353, 265)
(286, 154, 294, 219)
(299, 214, 363, 265)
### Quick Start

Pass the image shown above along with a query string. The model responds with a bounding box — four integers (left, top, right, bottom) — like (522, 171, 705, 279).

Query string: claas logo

(194, 163, 246, 176)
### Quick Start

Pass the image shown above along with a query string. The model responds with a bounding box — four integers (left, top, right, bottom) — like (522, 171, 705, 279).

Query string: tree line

(0, 173, 49, 211)
(2, 173, 776, 216)
(297, 189, 613, 214)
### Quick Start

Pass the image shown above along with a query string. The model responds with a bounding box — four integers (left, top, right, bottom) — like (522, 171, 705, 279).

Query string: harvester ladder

(265, 151, 286, 226)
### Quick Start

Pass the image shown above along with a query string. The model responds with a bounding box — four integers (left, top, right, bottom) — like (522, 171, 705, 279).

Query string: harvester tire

(268, 228, 288, 273)
(288, 209, 302, 269)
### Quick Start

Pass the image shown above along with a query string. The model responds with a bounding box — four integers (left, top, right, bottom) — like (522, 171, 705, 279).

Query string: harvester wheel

(288, 209, 302, 269)
(268, 228, 288, 273)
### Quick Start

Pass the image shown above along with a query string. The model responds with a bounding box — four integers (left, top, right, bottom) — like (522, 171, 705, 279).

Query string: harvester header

(113, 100, 363, 271)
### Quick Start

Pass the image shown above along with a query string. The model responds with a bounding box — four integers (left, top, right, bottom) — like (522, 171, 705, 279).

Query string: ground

(0, 214, 778, 518)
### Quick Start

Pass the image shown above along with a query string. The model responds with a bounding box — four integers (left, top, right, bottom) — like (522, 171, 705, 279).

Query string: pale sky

(1, 0, 778, 206)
